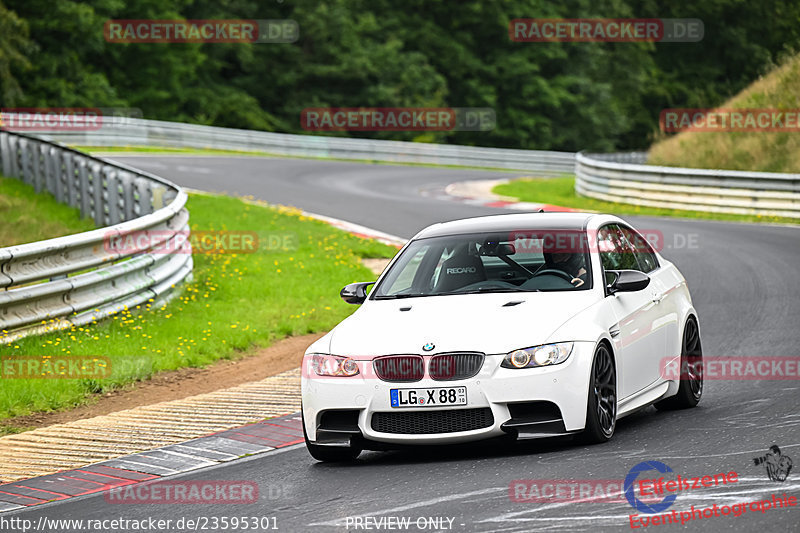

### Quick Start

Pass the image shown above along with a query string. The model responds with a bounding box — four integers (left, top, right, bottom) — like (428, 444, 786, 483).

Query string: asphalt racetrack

(10, 155, 800, 532)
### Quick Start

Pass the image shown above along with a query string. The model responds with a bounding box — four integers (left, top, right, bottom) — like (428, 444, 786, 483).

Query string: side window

(625, 227, 659, 273)
(597, 226, 619, 271)
(597, 225, 640, 272)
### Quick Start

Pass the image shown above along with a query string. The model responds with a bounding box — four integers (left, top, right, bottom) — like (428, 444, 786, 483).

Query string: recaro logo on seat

(446, 267, 477, 274)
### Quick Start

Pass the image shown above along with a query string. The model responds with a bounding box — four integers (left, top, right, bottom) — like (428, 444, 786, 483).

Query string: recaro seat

(434, 245, 487, 293)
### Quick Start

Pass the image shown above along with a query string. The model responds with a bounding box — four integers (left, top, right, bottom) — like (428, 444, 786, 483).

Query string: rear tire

(581, 343, 616, 444)
(302, 410, 362, 462)
(655, 317, 703, 410)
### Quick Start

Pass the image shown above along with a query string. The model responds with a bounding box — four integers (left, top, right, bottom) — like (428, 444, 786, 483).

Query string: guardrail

(37, 117, 576, 176)
(45, 117, 800, 219)
(3, 117, 796, 344)
(576, 152, 800, 219)
(0, 129, 192, 344)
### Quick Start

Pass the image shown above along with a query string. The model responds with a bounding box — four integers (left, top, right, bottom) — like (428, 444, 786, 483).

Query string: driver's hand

(571, 277, 584, 287)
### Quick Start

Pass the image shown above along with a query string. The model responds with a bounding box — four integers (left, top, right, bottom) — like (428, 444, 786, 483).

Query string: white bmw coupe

(301, 213, 703, 461)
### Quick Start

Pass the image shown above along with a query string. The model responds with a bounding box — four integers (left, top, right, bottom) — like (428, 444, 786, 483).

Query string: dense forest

(1, 0, 798, 151)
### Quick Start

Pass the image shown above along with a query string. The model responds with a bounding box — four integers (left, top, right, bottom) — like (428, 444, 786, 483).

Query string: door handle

(652, 293, 665, 304)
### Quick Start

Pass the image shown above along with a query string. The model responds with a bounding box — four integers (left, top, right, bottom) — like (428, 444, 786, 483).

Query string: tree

(0, 0, 31, 106)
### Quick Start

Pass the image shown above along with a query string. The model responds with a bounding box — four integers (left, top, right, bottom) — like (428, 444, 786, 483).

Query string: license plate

(390, 387, 467, 408)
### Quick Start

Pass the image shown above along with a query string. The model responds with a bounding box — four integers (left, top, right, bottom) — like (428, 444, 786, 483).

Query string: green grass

(0, 425, 32, 436)
(0, 192, 397, 422)
(494, 176, 799, 225)
(648, 53, 800, 173)
(0, 175, 95, 246)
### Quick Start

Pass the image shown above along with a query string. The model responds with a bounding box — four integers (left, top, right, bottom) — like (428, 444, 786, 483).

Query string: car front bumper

(301, 341, 595, 445)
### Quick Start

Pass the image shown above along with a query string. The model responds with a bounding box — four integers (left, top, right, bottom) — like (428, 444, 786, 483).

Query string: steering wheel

(532, 268, 574, 282)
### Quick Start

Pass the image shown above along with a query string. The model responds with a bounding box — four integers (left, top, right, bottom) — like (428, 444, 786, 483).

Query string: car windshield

(373, 230, 592, 299)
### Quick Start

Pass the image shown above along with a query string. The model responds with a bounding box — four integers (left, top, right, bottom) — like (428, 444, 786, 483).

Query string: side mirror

(340, 282, 375, 304)
(606, 270, 650, 295)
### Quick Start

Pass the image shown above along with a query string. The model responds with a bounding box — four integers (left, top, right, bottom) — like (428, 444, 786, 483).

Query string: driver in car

(549, 252, 587, 287)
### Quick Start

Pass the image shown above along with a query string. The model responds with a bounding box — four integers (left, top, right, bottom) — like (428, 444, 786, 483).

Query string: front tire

(581, 343, 616, 444)
(655, 317, 703, 410)
(302, 410, 362, 462)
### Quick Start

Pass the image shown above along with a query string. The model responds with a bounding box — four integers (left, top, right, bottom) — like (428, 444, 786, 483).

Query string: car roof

(414, 212, 603, 239)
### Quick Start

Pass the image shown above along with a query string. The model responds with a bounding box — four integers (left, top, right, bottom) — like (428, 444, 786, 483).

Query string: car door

(598, 224, 665, 399)
(620, 225, 681, 361)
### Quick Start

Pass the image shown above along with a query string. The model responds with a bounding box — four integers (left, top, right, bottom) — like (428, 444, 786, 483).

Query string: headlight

(310, 354, 360, 377)
(501, 342, 574, 369)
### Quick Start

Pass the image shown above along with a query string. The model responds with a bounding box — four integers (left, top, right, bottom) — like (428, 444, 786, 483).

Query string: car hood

(327, 291, 601, 358)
